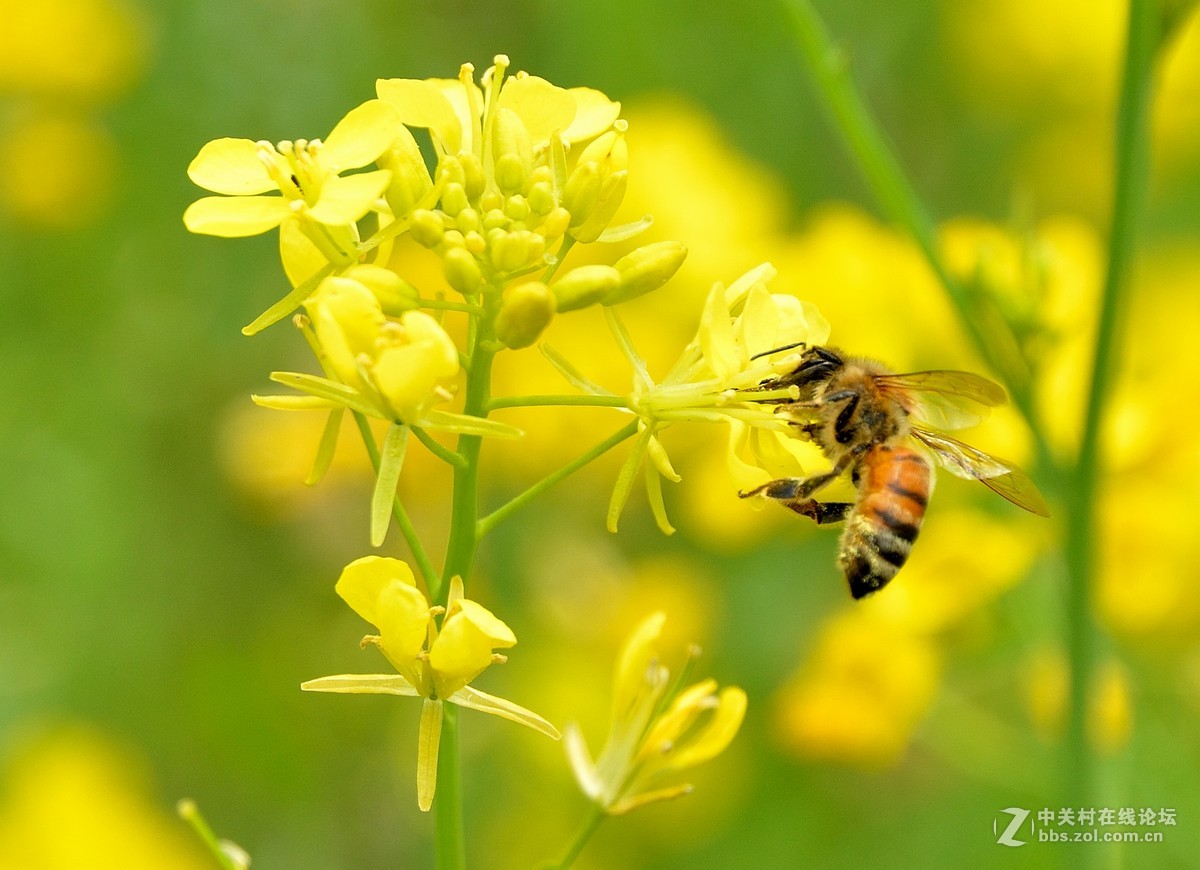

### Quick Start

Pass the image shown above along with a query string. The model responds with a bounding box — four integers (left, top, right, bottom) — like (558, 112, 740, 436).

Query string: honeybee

(740, 345, 1050, 599)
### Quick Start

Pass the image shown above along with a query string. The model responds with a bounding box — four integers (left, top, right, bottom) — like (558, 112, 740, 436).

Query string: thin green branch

(485, 394, 630, 411)
(413, 425, 468, 468)
(478, 420, 640, 537)
(552, 803, 606, 870)
(780, 0, 1044, 438)
(352, 412, 439, 590)
(1063, 0, 1161, 803)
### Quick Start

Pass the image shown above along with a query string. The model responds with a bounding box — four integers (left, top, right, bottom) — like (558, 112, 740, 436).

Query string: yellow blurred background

(2, 0, 1199, 867)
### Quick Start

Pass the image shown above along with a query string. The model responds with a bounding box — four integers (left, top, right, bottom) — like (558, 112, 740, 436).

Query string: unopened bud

(552, 264, 621, 312)
(493, 108, 532, 194)
(343, 264, 419, 315)
(443, 247, 483, 296)
(491, 229, 544, 274)
(459, 152, 487, 199)
(603, 241, 688, 304)
(571, 170, 627, 243)
(494, 282, 556, 349)
(576, 129, 628, 171)
(562, 163, 600, 225)
(410, 209, 445, 247)
(442, 182, 469, 216)
(378, 127, 433, 217)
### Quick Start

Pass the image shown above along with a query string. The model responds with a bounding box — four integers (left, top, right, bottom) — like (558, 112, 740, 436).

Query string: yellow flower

(559, 262, 828, 534)
(183, 99, 401, 244)
(302, 556, 559, 811)
(564, 612, 746, 815)
(376, 55, 634, 298)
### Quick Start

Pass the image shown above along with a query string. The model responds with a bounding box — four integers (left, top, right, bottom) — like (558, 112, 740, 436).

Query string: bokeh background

(3, 0, 1200, 867)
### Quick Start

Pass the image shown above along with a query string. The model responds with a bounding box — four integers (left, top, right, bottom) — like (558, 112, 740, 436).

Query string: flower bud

(551, 264, 621, 312)
(494, 281, 556, 349)
(443, 247, 483, 296)
(562, 162, 600, 225)
(603, 241, 688, 304)
(459, 152, 487, 199)
(492, 108, 533, 194)
(378, 127, 433, 217)
(343, 264, 420, 315)
(491, 229, 544, 274)
(570, 170, 627, 243)
(442, 182, 469, 216)
(410, 209, 445, 247)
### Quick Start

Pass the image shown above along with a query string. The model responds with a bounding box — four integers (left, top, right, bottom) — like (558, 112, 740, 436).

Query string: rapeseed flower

(302, 556, 558, 811)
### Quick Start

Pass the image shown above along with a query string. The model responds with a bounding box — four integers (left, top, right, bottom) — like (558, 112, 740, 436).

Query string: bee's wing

(875, 370, 1007, 430)
(910, 427, 1051, 516)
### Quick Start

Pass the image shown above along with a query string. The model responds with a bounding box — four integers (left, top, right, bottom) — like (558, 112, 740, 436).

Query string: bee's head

(762, 344, 844, 394)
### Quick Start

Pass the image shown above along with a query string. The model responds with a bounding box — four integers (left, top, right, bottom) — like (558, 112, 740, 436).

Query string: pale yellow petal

(562, 87, 621, 142)
(279, 216, 327, 289)
(612, 612, 666, 722)
(429, 600, 515, 697)
(609, 784, 693, 815)
(563, 723, 604, 799)
(322, 99, 402, 171)
(333, 555, 418, 624)
(376, 77, 466, 153)
(451, 686, 561, 739)
(187, 138, 276, 195)
(307, 169, 391, 226)
(375, 581, 434, 669)
(697, 283, 739, 381)
(182, 195, 291, 237)
(300, 673, 418, 695)
(661, 686, 747, 771)
(498, 75, 576, 145)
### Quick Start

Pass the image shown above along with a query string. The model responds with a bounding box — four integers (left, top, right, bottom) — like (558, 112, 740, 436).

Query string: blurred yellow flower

(0, 0, 146, 228)
(302, 556, 558, 811)
(772, 609, 941, 768)
(565, 612, 746, 815)
(0, 726, 209, 870)
(1022, 649, 1133, 754)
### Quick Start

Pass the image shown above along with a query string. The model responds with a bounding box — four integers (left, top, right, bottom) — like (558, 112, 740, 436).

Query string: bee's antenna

(751, 341, 807, 361)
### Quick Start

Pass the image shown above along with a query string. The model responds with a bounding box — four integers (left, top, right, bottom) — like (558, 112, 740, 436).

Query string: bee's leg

(739, 471, 838, 504)
(790, 499, 853, 525)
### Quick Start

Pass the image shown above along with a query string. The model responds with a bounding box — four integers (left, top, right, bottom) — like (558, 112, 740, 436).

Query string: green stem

(352, 412, 438, 590)
(485, 394, 628, 411)
(177, 799, 243, 870)
(413, 425, 469, 468)
(780, 0, 1043, 434)
(1063, 0, 1160, 803)
(478, 420, 640, 536)
(552, 804, 606, 870)
(431, 294, 501, 870)
(434, 704, 465, 870)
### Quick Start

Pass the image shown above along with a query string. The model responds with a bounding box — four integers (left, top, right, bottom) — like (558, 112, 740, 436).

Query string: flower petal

(307, 169, 392, 226)
(187, 138, 276, 195)
(429, 599, 516, 697)
(452, 686, 561, 739)
(498, 75, 576, 145)
(612, 612, 667, 725)
(376, 77, 466, 153)
(322, 99, 402, 171)
(300, 673, 419, 695)
(563, 723, 604, 799)
(661, 686, 747, 772)
(562, 87, 621, 142)
(183, 195, 291, 237)
(334, 555, 419, 625)
(609, 784, 693, 815)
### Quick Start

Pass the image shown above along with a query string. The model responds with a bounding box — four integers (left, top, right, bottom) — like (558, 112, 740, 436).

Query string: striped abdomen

(839, 444, 932, 599)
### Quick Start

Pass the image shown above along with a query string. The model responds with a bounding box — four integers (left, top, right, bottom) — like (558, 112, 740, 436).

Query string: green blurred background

(3, 0, 1200, 867)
